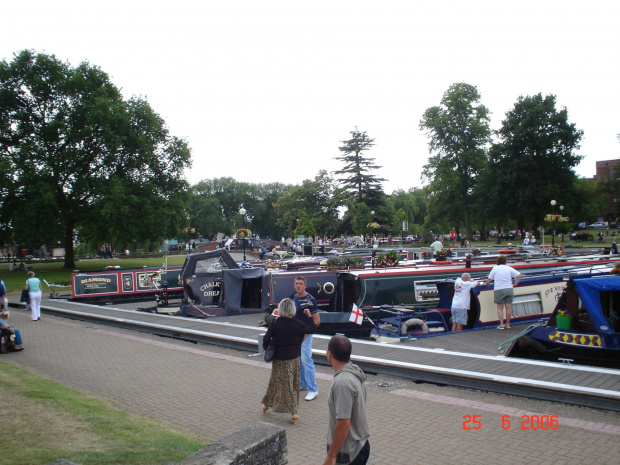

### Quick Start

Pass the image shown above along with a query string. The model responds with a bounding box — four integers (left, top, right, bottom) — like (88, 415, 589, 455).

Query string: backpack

(0, 282, 5, 296)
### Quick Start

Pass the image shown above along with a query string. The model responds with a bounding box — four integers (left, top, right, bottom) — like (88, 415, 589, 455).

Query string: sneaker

(497, 325, 505, 330)
(505, 325, 511, 329)
(305, 392, 318, 401)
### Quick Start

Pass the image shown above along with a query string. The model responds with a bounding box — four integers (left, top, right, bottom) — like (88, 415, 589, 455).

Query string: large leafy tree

(273, 170, 340, 237)
(486, 93, 583, 234)
(420, 83, 491, 239)
(333, 128, 386, 209)
(0, 50, 191, 267)
(188, 178, 288, 239)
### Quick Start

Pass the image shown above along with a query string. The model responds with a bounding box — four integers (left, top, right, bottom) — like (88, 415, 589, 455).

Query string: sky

(3, 1, 619, 194)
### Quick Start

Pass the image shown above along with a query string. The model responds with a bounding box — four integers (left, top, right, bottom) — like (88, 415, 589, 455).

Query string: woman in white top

(25, 271, 42, 321)
(484, 255, 521, 329)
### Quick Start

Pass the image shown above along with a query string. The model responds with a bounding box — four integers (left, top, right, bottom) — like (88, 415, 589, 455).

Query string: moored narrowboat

(502, 275, 620, 368)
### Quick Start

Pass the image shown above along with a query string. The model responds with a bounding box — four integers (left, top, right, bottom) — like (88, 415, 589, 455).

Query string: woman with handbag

(25, 271, 42, 321)
(261, 298, 316, 425)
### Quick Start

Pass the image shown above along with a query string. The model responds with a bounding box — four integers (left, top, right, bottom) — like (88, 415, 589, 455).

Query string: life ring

(401, 318, 429, 335)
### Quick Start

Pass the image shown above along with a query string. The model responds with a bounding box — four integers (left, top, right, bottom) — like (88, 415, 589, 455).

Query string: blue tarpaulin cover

(573, 276, 620, 335)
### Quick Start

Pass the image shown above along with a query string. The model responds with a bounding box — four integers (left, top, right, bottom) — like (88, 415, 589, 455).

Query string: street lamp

(550, 200, 557, 247)
(560, 205, 564, 243)
(239, 207, 247, 261)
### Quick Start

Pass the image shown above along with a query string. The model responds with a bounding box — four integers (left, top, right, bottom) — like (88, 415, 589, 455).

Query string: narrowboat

(177, 249, 340, 318)
(337, 257, 620, 339)
(369, 265, 613, 342)
(501, 275, 620, 368)
(71, 259, 183, 302)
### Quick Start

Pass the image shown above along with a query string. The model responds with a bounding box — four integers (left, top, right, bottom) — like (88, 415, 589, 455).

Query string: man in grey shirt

(323, 335, 370, 465)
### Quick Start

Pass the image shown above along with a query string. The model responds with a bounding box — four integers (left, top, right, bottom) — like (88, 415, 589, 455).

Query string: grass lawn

(0, 361, 206, 465)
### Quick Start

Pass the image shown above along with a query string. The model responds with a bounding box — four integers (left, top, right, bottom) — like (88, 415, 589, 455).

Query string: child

(451, 273, 482, 331)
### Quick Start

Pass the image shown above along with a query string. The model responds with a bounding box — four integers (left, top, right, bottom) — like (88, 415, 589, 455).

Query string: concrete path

(3, 308, 620, 464)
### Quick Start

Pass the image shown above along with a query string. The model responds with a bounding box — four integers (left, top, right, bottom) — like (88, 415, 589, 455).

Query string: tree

(393, 208, 408, 237)
(352, 203, 371, 237)
(273, 171, 340, 237)
(188, 178, 289, 240)
(294, 211, 316, 238)
(419, 83, 491, 239)
(388, 188, 428, 234)
(333, 128, 386, 209)
(0, 50, 191, 267)
(486, 93, 583, 234)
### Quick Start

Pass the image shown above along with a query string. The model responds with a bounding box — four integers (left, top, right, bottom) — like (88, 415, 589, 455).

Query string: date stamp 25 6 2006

(463, 414, 559, 431)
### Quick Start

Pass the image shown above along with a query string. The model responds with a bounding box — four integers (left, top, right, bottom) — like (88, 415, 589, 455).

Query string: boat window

(413, 280, 441, 302)
(512, 293, 543, 317)
(194, 258, 223, 274)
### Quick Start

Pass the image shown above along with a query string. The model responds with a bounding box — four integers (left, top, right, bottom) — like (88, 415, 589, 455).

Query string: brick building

(593, 158, 620, 223)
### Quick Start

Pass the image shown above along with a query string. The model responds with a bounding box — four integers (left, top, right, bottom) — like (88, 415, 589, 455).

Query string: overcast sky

(3, 1, 619, 194)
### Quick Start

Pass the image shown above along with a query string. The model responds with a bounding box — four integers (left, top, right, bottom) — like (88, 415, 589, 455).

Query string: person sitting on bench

(0, 311, 24, 352)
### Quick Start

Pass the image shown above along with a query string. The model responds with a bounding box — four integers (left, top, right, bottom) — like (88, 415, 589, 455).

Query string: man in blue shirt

(293, 276, 321, 401)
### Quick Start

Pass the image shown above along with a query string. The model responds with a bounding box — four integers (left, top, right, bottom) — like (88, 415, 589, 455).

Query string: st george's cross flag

(349, 303, 364, 325)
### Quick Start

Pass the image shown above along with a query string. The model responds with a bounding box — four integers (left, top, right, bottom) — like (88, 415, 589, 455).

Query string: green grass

(0, 256, 188, 297)
(0, 362, 207, 465)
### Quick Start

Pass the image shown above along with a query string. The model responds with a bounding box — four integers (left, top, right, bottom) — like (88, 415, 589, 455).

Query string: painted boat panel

(71, 267, 183, 300)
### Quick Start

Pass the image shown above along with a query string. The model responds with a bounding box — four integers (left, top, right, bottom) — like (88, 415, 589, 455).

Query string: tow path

(40, 297, 620, 412)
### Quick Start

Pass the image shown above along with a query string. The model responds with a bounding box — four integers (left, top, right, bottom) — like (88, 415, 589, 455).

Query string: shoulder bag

(264, 318, 277, 362)
(20, 288, 30, 303)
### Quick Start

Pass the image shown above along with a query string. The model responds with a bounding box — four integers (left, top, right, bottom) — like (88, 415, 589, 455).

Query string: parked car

(588, 222, 608, 229)
(577, 222, 588, 229)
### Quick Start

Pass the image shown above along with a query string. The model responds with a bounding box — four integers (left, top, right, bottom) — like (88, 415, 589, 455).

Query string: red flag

(349, 304, 364, 325)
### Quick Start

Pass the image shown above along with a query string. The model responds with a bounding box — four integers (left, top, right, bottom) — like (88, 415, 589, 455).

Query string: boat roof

(340, 256, 619, 278)
(180, 249, 240, 279)
(572, 275, 620, 334)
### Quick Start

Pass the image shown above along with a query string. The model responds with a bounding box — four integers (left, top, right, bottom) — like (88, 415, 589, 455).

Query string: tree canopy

(487, 93, 583, 233)
(420, 83, 491, 239)
(0, 50, 191, 267)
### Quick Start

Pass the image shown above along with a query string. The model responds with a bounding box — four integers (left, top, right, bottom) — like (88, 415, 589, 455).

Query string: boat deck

(38, 297, 620, 412)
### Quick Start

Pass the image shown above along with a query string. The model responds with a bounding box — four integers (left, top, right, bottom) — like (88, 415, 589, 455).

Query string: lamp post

(560, 205, 564, 243)
(550, 200, 556, 247)
(239, 207, 247, 261)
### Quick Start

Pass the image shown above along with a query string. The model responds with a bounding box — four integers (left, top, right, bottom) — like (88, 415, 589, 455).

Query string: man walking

(323, 335, 370, 465)
(293, 276, 320, 401)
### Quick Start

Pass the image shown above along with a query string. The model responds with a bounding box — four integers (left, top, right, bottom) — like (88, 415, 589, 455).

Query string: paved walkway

(3, 307, 620, 464)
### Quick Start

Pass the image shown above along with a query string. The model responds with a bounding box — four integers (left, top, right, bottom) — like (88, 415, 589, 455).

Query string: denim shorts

(494, 288, 514, 304)
(451, 307, 468, 325)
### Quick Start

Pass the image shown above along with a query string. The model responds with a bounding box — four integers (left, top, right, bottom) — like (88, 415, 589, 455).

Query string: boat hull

(508, 329, 620, 369)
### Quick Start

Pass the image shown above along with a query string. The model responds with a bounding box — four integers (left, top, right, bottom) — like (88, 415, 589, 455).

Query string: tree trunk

(463, 203, 472, 240)
(63, 220, 76, 269)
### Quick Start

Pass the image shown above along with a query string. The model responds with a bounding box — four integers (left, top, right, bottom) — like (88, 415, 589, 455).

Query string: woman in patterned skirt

(262, 298, 316, 425)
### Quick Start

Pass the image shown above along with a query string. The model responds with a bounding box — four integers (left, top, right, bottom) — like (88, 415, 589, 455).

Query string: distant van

(577, 222, 587, 229)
